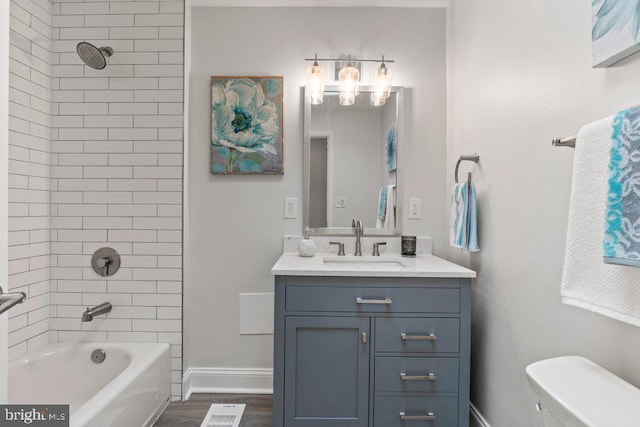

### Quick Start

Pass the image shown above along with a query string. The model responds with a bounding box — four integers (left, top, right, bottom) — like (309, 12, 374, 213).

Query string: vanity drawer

(375, 357, 459, 393)
(285, 286, 460, 313)
(374, 396, 458, 427)
(375, 318, 460, 353)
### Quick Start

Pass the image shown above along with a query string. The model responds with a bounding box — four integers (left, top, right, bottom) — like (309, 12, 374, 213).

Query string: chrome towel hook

(454, 154, 480, 184)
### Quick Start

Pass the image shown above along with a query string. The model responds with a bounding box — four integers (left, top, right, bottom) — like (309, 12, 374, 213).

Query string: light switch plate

(335, 196, 346, 208)
(408, 198, 422, 219)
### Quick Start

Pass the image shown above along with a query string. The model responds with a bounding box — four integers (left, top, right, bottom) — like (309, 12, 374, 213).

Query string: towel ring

(454, 154, 480, 184)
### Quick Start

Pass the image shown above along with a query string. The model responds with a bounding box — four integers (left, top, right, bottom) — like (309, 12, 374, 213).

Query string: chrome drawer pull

(356, 297, 392, 305)
(401, 333, 437, 341)
(400, 372, 436, 381)
(399, 411, 436, 421)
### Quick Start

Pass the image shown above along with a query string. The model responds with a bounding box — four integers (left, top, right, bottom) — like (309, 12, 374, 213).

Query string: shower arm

(0, 286, 27, 315)
(99, 46, 114, 57)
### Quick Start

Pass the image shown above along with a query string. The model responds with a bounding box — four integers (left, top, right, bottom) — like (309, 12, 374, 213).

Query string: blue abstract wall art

(385, 126, 397, 172)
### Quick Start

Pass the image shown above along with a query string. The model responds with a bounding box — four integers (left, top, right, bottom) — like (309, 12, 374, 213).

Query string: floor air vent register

(200, 403, 246, 427)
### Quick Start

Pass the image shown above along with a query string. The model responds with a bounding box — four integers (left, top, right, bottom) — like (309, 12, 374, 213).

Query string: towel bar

(455, 154, 480, 184)
(0, 287, 26, 315)
(552, 136, 576, 147)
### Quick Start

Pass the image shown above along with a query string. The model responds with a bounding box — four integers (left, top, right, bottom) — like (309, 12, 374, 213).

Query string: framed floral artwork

(210, 76, 284, 174)
(592, 0, 640, 67)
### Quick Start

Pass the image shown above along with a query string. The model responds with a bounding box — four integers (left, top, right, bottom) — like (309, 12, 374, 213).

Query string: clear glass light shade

(338, 65, 360, 106)
(370, 65, 393, 106)
(306, 63, 325, 105)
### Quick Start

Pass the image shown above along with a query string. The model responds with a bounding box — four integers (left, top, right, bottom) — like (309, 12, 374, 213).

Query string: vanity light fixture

(306, 54, 325, 105)
(304, 54, 395, 106)
(370, 56, 393, 106)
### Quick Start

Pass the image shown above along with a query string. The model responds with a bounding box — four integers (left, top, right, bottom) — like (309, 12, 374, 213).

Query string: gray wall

(447, 0, 640, 425)
(187, 7, 446, 375)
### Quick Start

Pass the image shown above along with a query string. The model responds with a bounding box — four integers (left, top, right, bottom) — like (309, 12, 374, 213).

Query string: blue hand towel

(467, 184, 479, 252)
(604, 106, 640, 267)
(377, 186, 388, 221)
(450, 181, 479, 252)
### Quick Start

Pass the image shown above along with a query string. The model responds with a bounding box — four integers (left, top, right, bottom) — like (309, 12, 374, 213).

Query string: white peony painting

(211, 76, 283, 174)
(592, 0, 640, 67)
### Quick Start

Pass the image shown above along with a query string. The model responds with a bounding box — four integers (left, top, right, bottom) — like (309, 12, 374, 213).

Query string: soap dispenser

(297, 227, 317, 257)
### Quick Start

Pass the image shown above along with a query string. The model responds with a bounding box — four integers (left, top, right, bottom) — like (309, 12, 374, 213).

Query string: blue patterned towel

(604, 106, 640, 267)
(450, 182, 479, 253)
(377, 186, 388, 221)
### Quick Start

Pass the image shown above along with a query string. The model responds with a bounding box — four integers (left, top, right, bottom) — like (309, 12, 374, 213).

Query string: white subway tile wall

(50, 0, 184, 399)
(8, 0, 53, 360)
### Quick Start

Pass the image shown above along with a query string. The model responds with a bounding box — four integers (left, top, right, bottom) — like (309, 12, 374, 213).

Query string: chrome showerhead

(76, 42, 113, 70)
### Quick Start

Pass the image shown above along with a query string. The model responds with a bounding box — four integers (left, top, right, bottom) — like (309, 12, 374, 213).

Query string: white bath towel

(561, 117, 640, 327)
(384, 185, 395, 229)
(450, 183, 467, 248)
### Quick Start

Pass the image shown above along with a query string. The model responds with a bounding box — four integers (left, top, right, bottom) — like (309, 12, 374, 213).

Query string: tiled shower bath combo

(8, 0, 185, 401)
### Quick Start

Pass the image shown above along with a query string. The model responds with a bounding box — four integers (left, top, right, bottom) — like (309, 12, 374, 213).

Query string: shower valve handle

(96, 257, 110, 268)
(96, 257, 111, 276)
(91, 248, 120, 278)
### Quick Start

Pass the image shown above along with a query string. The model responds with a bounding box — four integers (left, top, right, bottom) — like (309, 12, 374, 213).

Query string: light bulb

(370, 61, 392, 106)
(306, 58, 325, 105)
(338, 64, 360, 106)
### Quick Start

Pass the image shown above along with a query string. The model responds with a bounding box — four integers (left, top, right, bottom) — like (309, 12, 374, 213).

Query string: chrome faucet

(81, 302, 112, 322)
(352, 219, 363, 256)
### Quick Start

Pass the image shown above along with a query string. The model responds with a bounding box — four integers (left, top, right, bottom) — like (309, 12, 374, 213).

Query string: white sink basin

(322, 256, 410, 268)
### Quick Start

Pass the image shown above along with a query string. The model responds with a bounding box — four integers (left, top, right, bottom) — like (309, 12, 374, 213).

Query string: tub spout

(82, 302, 112, 322)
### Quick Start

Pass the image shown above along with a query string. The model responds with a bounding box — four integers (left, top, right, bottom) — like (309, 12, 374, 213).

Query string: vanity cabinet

(273, 276, 472, 427)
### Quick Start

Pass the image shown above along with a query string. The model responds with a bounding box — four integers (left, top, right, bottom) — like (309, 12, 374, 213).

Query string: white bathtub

(9, 342, 171, 427)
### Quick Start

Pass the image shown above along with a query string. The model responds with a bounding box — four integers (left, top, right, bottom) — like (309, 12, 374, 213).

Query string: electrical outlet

(408, 198, 422, 219)
(284, 197, 298, 219)
(335, 196, 347, 208)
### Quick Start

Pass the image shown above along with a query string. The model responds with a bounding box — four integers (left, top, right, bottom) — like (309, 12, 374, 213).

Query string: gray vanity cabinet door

(284, 316, 370, 427)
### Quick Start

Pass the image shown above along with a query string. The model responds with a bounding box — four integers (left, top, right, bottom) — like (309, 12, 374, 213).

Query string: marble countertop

(271, 252, 476, 278)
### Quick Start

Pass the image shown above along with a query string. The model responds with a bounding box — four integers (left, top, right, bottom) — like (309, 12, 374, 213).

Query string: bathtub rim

(9, 342, 171, 426)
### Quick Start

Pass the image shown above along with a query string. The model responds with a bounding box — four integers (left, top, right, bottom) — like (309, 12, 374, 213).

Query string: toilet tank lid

(526, 356, 640, 427)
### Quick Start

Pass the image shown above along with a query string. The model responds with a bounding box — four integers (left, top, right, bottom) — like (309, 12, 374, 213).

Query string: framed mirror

(303, 85, 404, 236)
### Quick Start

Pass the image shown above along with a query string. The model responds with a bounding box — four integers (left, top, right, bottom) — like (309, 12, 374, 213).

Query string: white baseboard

(183, 367, 273, 400)
(470, 403, 491, 427)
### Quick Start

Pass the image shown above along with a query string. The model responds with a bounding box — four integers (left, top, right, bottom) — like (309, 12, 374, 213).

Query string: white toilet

(526, 356, 640, 427)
